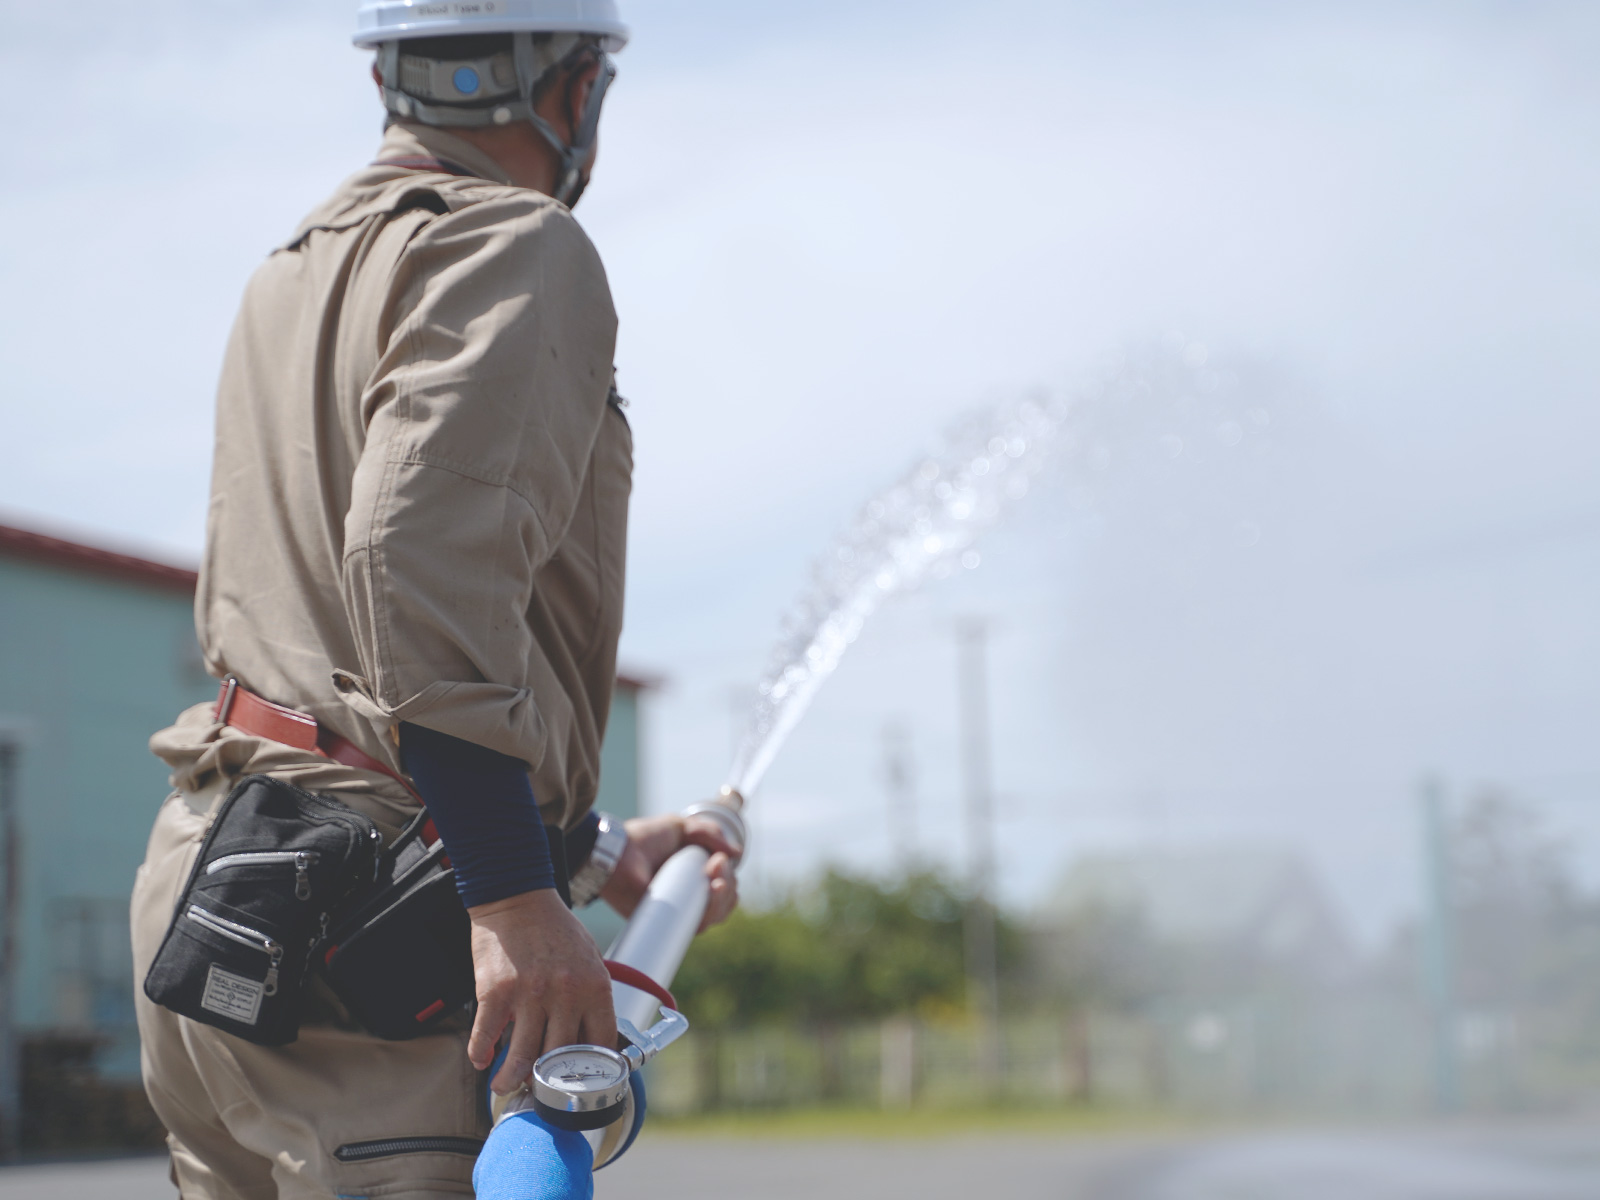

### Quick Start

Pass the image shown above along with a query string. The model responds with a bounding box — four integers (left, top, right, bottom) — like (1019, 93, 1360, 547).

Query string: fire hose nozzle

(683, 793, 747, 858)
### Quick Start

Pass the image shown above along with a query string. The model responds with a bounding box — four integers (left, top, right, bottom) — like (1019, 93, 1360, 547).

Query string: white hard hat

(353, 0, 629, 51)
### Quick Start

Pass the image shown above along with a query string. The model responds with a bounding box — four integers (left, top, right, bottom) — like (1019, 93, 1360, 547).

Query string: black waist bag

(143, 775, 381, 1046)
(319, 809, 475, 1041)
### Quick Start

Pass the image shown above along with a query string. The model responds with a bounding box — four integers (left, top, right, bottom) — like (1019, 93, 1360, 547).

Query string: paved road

(8, 1122, 1600, 1198)
(0, 1154, 174, 1200)
(602, 1124, 1600, 1200)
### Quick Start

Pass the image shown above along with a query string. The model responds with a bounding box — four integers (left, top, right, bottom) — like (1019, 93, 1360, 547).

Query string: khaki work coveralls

(132, 122, 631, 1199)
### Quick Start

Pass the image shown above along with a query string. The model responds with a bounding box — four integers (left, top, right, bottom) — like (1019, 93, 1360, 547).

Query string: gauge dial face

(535, 1049, 628, 1095)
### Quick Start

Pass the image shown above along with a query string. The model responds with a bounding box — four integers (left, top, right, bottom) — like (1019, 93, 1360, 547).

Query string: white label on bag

(201, 964, 265, 1025)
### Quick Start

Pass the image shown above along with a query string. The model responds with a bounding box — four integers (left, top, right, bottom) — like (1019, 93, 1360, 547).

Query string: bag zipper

(297, 790, 384, 881)
(186, 905, 285, 995)
(168, 777, 378, 927)
(206, 850, 322, 900)
(160, 776, 384, 982)
(332, 1135, 483, 1162)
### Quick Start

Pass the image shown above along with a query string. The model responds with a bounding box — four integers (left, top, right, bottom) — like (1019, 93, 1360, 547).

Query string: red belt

(213, 677, 420, 803)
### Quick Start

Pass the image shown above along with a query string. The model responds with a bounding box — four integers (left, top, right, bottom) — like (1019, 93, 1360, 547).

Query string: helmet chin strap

(377, 33, 615, 208)
(512, 32, 615, 208)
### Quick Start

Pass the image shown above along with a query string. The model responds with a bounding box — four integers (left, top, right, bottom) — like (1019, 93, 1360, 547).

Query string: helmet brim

(354, 21, 627, 51)
(353, 0, 627, 51)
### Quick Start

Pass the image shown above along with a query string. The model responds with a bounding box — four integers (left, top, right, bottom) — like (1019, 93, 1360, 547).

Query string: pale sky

(4, 1, 1599, 943)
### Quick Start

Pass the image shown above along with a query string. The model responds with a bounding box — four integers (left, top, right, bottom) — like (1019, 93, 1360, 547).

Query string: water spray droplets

(722, 377, 1082, 797)
(723, 341, 1262, 799)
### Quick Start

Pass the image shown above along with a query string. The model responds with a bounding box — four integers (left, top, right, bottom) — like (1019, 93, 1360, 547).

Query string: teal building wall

(581, 683, 642, 950)
(0, 525, 645, 1078)
(0, 541, 213, 1076)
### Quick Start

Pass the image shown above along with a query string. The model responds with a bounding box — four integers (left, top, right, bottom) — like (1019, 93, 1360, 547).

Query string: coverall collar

(378, 121, 516, 187)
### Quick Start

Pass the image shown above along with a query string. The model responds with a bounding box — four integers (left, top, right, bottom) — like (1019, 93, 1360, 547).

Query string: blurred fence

(645, 996, 1600, 1117)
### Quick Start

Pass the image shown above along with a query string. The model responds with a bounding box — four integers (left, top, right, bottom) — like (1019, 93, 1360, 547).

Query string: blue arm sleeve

(399, 722, 555, 908)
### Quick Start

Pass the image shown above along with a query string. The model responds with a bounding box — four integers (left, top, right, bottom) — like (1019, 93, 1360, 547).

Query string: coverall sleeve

(337, 193, 618, 768)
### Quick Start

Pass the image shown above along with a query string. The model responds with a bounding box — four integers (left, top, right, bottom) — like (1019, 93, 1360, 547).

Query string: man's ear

(564, 57, 603, 134)
(371, 63, 383, 89)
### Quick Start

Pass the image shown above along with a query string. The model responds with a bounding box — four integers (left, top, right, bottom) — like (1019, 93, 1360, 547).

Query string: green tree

(673, 868, 1019, 1028)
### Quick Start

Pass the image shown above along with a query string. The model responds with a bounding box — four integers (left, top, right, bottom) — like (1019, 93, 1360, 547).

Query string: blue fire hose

(474, 1044, 648, 1199)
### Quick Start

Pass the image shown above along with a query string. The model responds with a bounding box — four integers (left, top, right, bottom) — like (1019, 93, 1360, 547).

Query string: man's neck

(449, 124, 562, 195)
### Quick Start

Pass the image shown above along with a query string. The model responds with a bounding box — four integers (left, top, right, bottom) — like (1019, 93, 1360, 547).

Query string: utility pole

(0, 739, 19, 1159)
(1420, 775, 1461, 1114)
(956, 619, 1001, 1095)
(881, 722, 917, 871)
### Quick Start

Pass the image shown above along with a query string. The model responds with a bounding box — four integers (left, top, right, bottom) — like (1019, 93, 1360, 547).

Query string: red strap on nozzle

(603, 960, 676, 1011)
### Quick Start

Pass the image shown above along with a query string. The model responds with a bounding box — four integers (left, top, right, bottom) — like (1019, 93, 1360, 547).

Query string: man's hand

(467, 888, 616, 1095)
(600, 813, 741, 932)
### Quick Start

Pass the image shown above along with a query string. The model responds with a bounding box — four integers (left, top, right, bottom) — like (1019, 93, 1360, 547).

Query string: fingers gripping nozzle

(684, 787, 748, 860)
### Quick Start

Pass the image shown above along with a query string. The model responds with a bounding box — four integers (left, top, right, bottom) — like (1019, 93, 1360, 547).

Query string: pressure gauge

(511, 1007, 690, 1134)
(531, 1044, 632, 1131)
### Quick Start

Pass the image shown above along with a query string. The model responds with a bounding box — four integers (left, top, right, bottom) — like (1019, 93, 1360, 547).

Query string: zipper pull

(370, 827, 383, 880)
(294, 851, 313, 900)
(263, 941, 284, 996)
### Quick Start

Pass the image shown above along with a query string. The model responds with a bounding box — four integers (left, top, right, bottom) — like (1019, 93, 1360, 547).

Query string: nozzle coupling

(683, 790, 747, 859)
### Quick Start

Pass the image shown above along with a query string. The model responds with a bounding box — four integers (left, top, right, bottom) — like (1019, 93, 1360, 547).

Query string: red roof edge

(1, 521, 665, 692)
(614, 670, 661, 692)
(0, 523, 198, 595)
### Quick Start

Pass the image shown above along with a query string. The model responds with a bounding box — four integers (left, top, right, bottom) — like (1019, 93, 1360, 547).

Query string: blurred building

(0, 520, 646, 1098)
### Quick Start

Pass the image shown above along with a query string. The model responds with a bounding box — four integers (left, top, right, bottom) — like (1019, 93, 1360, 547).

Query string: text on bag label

(201, 963, 265, 1025)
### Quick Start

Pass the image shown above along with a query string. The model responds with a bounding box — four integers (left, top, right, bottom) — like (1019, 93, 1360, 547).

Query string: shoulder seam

(280, 176, 558, 252)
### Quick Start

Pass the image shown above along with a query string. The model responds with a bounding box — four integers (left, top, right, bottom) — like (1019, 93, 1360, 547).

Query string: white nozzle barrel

(607, 846, 710, 1028)
(605, 793, 745, 1030)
